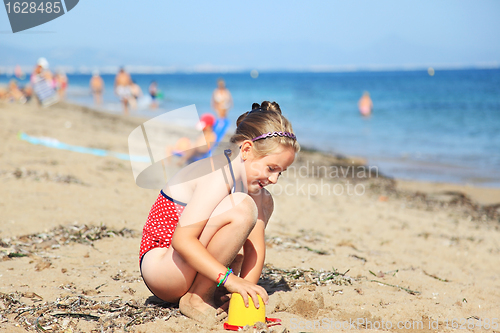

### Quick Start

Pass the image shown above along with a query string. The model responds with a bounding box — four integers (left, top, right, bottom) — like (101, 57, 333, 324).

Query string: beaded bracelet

(221, 271, 231, 286)
(223, 269, 233, 286)
(217, 268, 233, 287)
(216, 271, 226, 286)
(217, 272, 225, 285)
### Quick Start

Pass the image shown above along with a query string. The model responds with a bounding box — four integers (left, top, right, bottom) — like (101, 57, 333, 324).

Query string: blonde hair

(230, 101, 300, 157)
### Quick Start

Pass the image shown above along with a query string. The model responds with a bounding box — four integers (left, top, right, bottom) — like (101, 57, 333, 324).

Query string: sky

(1, 0, 500, 71)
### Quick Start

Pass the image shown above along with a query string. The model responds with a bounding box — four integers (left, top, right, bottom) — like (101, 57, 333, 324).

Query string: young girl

(139, 101, 300, 322)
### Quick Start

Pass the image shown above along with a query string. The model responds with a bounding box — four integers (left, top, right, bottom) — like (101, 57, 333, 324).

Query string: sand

(1, 100, 499, 333)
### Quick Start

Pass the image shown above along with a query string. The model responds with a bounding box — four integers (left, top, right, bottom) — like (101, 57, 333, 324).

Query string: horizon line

(0, 62, 499, 75)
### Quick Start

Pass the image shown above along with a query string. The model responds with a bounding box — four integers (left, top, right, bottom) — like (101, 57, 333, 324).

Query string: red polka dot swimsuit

(139, 190, 186, 263)
(139, 149, 236, 265)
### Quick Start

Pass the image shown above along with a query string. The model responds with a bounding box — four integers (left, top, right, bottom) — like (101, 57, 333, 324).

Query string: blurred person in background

(31, 57, 53, 82)
(90, 70, 105, 105)
(114, 67, 132, 115)
(23, 84, 33, 103)
(31, 57, 53, 83)
(149, 81, 158, 109)
(54, 71, 68, 100)
(165, 113, 218, 165)
(211, 78, 233, 119)
(14, 65, 25, 80)
(0, 86, 7, 100)
(210, 78, 232, 143)
(6, 79, 27, 103)
(129, 80, 143, 110)
(30, 57, 58, 107)
(358, 91, 373, 117)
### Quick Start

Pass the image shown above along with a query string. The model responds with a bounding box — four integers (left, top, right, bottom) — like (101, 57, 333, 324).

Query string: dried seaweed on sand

(1, 224, 138, 260)
(260, 264, 353, 293)
(0, 292, 179, 332)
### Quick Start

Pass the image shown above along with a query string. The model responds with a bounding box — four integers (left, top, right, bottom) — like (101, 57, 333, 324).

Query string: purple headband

(252, 131, 297, 142)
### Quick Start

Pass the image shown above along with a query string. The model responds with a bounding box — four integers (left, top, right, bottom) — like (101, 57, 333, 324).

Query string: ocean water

(2, 69, 500, 187)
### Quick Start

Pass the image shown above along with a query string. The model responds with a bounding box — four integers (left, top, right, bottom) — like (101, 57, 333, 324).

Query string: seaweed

(1, 224, 139, 260)
(0, 292, 179, 332)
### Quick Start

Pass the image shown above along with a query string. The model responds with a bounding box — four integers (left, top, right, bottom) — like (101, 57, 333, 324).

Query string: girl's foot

(179, 292, 226, 325)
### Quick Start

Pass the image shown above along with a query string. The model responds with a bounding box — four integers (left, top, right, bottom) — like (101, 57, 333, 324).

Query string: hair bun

(256, 101, 282, 114)
(232, 100, 300, 155)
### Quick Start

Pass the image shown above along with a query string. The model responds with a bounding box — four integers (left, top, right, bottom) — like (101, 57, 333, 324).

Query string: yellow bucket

(224, 293, 265, 329)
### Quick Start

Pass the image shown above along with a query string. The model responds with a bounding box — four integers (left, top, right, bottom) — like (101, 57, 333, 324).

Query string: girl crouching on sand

(139, 101, 300, 322)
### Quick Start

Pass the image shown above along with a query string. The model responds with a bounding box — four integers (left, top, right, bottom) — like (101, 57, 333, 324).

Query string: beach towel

(18, 132, 149, 162)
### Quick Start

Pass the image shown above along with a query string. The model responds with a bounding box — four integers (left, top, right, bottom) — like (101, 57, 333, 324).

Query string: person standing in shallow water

(90, 71, 104, 106)
(149, 81, 159, 109)
(114, 67, 132, 115)
(129, 81, 143, 110)
(139, 101, 300, 324)
(211, 79, 233, 119)
(358, 91, 373, 117)
(54, 71, 68, 100)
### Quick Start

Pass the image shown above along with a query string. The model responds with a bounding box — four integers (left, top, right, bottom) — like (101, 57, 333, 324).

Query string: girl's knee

(213, 193, 256, 220)
(230, 193, 258, 227)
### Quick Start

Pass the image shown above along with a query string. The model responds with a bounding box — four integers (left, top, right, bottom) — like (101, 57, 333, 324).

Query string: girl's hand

(223, 274, 269, 309)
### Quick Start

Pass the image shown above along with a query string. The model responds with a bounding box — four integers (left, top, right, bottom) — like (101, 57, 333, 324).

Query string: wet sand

(1, 101, 499, 332)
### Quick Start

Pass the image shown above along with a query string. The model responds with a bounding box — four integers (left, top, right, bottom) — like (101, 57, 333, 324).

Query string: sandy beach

(1, 100, 499, 333)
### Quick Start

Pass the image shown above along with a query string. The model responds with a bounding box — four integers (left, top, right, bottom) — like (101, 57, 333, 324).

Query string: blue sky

(1, 0, 499, 70)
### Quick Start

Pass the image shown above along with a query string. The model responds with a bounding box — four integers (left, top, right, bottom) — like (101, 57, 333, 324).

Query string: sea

(2, 69, 500, 187)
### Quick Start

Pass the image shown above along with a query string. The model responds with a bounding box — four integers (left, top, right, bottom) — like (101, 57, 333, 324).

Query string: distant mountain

(0, 44, 39, 66)
(1, 38, 497, 73)
(0, 43, 134, 68)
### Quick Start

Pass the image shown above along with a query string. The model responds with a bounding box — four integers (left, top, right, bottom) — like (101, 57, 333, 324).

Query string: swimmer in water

(358, 91, 373, 117)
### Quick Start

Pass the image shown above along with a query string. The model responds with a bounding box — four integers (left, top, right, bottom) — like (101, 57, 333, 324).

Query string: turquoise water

(3, 69, 500, 187)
